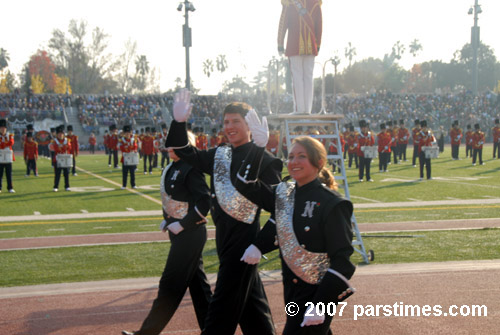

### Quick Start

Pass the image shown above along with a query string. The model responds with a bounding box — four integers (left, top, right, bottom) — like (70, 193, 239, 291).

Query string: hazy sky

(2, 0, 499, 95)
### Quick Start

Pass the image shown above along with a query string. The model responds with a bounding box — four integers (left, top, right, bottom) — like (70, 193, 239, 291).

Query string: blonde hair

(291, 136, 338, 191)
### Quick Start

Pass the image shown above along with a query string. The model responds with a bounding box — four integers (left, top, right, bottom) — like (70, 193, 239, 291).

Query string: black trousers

(378, 152, 389, 171)
(359, 157, 372, 181)
(398, 143, 407, 161)
(109, 150, 118, 167)
(0, 163, 13, 190)
(89, 144, 95, 154)
(122, 164, 136, 187)
(412, 145, 419, 165)
(493, 142, 499, 158)
(144, 154, 153, 173)
(54, 167, 70, 189)
(347, 152, 358, 168)
(161, 152, 170, 168)
(26, 159, 37, 176)
(201, 220, 275, 335)
(343, 144, 348, 159)
(419, 152, 431, 179)
(472, 148, 483, 164)
(153, 153, 158, 168)
(137, 226, 212, 335)
(451, 145, 460, 159)
(71, 156, 77, 175)
(466, 145, 472, 158)
(391, 146, 398, 163)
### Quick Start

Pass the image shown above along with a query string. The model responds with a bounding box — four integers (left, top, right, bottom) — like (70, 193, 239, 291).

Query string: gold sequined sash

(160, 163, 189, 220)
(275, 182, 330, 284)
(213, 146, 258, 224)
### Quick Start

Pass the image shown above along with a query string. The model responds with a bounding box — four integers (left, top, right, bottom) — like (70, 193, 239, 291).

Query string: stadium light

(469, 0, 481, 95)
(178, 1, 196, 90)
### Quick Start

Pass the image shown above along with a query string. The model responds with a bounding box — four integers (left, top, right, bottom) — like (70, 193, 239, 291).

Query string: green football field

(0, 146, 499, 287)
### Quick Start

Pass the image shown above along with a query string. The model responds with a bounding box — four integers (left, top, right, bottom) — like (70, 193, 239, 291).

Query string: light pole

(177, 1, 196, 90)
(318, 56, 339, 114)
(267, 57, 280, 114)
(469, 0, 481, 95)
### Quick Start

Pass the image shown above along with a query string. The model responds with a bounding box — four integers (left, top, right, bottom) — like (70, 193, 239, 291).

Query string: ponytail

(318, 168, 338, 191)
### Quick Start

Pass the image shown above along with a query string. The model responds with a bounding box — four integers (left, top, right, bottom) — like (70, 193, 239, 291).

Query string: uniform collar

(296, 178, 322, 193)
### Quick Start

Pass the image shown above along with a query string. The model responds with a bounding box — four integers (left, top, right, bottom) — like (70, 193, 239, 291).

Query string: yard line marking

(93, 226, 112, 229)
(446, 197, 460, 200)
(34, 212, 41, 215)
(47, 229, 65, 232)
(407, 198, 421, 201)
(0, 230, 16, 233)
(140, 224, 156, 227)
(126, 208, 135, 212)
(81, 210, 88, 213)
(350, 195, 382, 203)
(482, 195, 500, 199)
(76, 166, 162, 206)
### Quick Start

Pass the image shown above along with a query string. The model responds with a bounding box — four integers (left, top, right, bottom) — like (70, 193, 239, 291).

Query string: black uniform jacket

(235, 145, 356, 305)
(162, 159, 210, 230)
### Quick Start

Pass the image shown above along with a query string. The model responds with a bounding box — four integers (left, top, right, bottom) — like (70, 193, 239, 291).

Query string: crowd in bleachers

(1, 89, 499, 138)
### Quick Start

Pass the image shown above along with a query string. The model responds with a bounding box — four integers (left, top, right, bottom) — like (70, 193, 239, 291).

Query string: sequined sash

(275, 182, 330, 284)
(213, 146, 258, 224)
(160, 163, 189, 220)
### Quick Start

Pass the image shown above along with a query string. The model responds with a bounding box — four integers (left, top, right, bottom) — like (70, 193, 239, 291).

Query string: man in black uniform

(166, 89, 281, 335)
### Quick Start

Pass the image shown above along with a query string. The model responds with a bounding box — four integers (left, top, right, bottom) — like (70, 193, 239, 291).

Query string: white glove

(384, 146, 388, 150)
(167, 221, 184, 235)
(300, 306, 326, 327)
(173, 89, 193, 123)
(159, 220, 168, 232)
(240, 244, 262, 264)
(245, 109, 269, 147)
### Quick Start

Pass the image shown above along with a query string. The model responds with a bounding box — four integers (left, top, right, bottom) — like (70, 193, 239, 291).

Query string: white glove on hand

(167, 221, 184, 235)
(384, 146, 388, 150)
(159, 220, 168, 232)
(245, 109, 269, 147)
(300, 306, 326, 327)
(173, 89, 193, 123)
(240, 244, 262, 264)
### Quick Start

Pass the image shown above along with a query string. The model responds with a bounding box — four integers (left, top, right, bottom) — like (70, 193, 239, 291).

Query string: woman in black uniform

(122, 132, 212, 335)
(238, 111, 356, 335)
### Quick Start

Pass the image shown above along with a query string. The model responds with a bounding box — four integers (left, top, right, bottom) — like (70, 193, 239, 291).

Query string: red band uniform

(50, 126, 72, 191)
(0, 119, 15, 192)
(24, 133, 39, 176)
(471, 124, 485, 165)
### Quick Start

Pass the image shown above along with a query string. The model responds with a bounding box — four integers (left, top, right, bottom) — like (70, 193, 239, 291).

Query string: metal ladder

(273, 115, 373, 264)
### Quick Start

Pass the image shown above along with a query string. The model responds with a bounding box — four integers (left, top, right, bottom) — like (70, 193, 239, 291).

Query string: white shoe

(472, 163, 476, 166)
(418, 178, 423, 181)
(65, 187, 71, 191)
(132, 186, 138, 189)
(379, 170, 383, 173)
(108, 164, 111, 167)
(144, 172, 147, 175)
(149, 172, 153, 174)
(359, 179, 363, 182)
(25, 174, 29, 177)
(8, 189, 15, 193)
(73, 173, 78, 176)
(121, 186, 126, 190)
(368, 179, 374, 182)
(413, 165, 416, 167)
(53, 188, 58, 192)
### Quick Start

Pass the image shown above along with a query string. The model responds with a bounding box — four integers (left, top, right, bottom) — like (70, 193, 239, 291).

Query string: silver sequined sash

(160, 163, 189, 220)
(275, 182, 330, 284)
(213, 146, 258, 224)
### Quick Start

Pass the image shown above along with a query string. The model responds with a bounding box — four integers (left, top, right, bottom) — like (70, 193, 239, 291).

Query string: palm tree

(0, 48, 10, 71)
(391, 41, 406, 60)
(203, 59, 214, 78)
(216, 55, 228, 73)
(409, 39, 423, 58)
(344, 42, 357, 67)
(135, 55, 150, 77)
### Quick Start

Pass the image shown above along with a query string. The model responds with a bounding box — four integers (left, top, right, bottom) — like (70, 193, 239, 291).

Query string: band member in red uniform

(386, 121, 398, 164)
(50, 125, 72, 192)
(196, 128, 209, 150)
(346, 125, 358, 169)
(397, 119, 410, 162)
(328, 130, 344, 174)
(449, 120, 462, 160)
(66, 125, 79, 176)
(492, 118, 500, 159)
(108, 125, 119, 168)
(377, 123, 391, 172)
(471, 123, 485, 166)
(159, 124, 170, 168)
(465, 124, 473, 158)
(236, 127, 355, 335)
(0, 119, 15, 193)
(24, 132, 39, 177)
(418, 120, 436, 180)
(209, 128, 219, 149)
(411, 119, 421, 167)
(103, 130, 110, 156)
(278, 0, 322, 114)
(165, 90, 281, 335)
(266, 125, 280, 157)
(122, 132, 212, 335)
(152, 128, 159, 168)
(217, 127, 227, 145)
(357, 120, 375, 182)
(142, 127, 155, 174)
(88, 133, 97, 154)
(119, 125, 138, 189)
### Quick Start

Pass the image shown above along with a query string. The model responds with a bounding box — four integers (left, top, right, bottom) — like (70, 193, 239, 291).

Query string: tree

(454, 42, 498, 91)
(222, 75, 251, 95)
(0, 48, 9, 71)
(31, 75, 45, 94)
(203, 59, 214, 78)
(409, 39, 423, 58)
(391, 41, 406, 61)
(0, 70, 16, 93)
(344, 42, 357, 67)
(216, 54, 228, 73)
(132, 55, 150, 92)
(27, 50, 57, 92)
